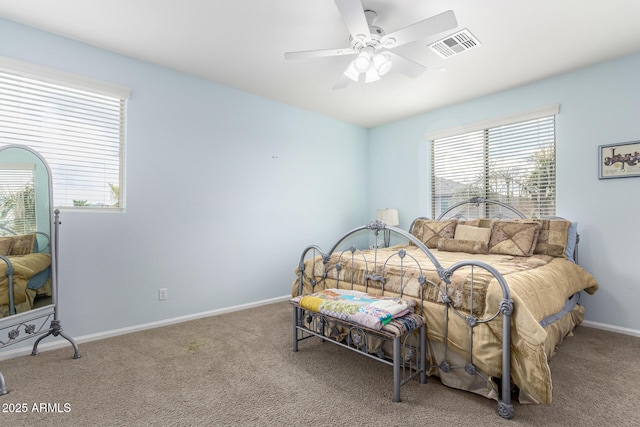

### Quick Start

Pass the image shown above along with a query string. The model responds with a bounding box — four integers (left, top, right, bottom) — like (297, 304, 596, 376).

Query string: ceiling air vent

(429, 29, 481, 59)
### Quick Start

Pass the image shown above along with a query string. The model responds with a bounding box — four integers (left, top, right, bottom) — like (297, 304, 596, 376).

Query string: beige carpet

(0, 301, 639, 426)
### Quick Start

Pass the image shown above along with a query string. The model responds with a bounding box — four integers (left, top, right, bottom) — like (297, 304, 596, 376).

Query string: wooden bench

(290, 292, 426, 402)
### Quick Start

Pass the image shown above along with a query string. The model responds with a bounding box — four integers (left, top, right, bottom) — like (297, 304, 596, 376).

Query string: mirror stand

(29, 209, 80, 359)
(0, 145, 80, 396)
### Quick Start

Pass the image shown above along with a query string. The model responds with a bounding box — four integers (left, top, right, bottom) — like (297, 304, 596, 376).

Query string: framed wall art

(598, 140, 640, 179)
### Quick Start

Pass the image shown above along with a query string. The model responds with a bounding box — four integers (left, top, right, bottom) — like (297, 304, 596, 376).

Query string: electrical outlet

(158, 288, 168, 301)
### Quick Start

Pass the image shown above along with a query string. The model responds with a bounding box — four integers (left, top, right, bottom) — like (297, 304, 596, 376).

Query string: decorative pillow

(0, 236, 13, 256)
(533, 219, 571, 258)
(9, 234, 36, 256)
(489, 221, 541, 257)
(454, 224, 492, 244)
(410, 219, 457, 249)
(458, 219, 495, 229)
(437, 237, 489, 254)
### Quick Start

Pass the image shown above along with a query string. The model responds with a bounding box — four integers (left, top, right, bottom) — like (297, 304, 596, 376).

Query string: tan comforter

(292, 245, 599, 404)
(0, 253, 51, 306)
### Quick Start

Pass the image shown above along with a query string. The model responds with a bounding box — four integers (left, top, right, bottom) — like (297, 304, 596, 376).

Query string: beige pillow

(437, 237, 489, 254)
(9, 234, 36, 255)
(0, 236, 13, 256)
(410, 219, 457, 249)
(458, 219, 495, 229)
(489, 221, 541, 257)
(454, 224, 492, 244)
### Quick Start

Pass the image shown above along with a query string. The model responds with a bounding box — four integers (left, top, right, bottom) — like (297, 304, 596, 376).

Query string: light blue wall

(368, 52, 640, 331)
(0, 18, 369, 338)
(1, 16, 638, 343)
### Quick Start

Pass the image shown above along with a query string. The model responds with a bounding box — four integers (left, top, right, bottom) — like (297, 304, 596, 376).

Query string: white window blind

(0, 58, 128, 210)
(431, 112, 556, 219)
(0, 163, 36, 233)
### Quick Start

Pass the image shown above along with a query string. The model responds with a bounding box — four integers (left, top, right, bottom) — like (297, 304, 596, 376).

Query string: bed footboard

(293, 220, 515, 419)
(436, 258, 514, 419)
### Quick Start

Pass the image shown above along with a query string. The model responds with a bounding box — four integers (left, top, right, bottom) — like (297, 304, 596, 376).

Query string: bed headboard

(409, 197, 527, 233)
(408, 197, 580, 264)
(437, 197, 527, 221)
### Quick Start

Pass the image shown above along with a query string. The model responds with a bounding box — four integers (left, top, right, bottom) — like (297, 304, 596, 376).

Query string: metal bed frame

(293, 215, 516, 419)
(0, 228, 52, 316)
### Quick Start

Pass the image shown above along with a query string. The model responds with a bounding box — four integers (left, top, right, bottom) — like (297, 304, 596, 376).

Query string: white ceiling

(2, 0, 640, 128)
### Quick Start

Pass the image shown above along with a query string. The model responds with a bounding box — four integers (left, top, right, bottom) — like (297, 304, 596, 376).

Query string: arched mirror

(0, 145, 79, 395)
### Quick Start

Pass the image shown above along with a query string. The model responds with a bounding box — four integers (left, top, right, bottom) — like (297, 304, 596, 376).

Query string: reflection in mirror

(0, 145, 79, 396)
(0, 147, 52, 316)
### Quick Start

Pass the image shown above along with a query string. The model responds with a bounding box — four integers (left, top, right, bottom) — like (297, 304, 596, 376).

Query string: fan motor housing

(349, 25, 385, 51)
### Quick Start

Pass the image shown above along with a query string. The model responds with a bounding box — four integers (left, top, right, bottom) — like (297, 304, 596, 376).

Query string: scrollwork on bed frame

(408, 197, 527, 235)
(438, 196, 528, 221)
(296, 217, 516, 419)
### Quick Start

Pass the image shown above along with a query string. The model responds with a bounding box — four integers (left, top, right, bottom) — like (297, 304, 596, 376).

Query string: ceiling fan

(284, 0, 458, 89)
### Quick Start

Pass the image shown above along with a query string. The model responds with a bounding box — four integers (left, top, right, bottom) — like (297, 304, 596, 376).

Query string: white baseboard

(582, 320, 640, 338)
(0, 295, 290, 361)
(3, 301, 636, 362)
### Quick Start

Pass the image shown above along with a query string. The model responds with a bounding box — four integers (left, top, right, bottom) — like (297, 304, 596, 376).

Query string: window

(0, 163, 35, 233)
(0, 56, 129, 210)
(429, 105, 558, 219)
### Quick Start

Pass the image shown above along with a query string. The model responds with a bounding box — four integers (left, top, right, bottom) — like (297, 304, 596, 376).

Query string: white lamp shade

(343, 50, 393, 84)
(364, 67, 381, 83)
(376, 208, 399, 226)
(353, 51, 372, 73)
(344, 61, 360, 82)
(373, 53, 392, 76)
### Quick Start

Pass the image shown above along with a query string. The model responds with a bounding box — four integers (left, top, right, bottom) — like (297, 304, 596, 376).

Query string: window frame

(426, 105, 559, 219)
(0, 55, 130, 212)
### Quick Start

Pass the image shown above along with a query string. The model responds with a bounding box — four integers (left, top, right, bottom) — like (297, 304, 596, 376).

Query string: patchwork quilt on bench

(290, 288, 423, 337)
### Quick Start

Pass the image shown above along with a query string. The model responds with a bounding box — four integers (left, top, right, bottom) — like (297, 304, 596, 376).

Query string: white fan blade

(386, 51, 427, 78)
(381, 10, 457, 48)
(285, 47, 356, 60)
(333, 72, 352, 90)
(334, 0, 370, 42)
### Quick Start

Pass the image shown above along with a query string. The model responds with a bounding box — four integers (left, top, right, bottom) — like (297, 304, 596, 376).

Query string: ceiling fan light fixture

(344, 51, 391, 83)
(344, 61, 361, 82)
(353, 51, 372, 73)
(364, 67, 381, 83)
(373, 52, 392, 76)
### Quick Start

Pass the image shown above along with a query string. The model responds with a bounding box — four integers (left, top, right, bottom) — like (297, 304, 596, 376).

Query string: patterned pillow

(410, 219, 457, 249)
(533, 219, 571, 258)
(489, 221, 541, 256)
(9, 234, 36, 256)
(437, 237, 489, 254)
(0, 236, 13, 256)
